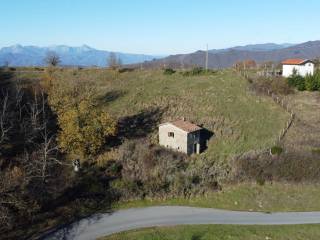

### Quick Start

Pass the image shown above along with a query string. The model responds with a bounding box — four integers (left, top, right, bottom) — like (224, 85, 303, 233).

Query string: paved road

(42, 206, 320, 240)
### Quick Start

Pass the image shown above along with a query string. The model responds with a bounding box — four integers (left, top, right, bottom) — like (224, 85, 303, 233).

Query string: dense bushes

(249, 70, 320, 94)
(287, 74, 306, 91)
(112, 140, 188, 199)
(287, 70, 320, 91)
(231, 150, 320, 182)
(111, 140, 227, 200)
(248, 76, 292, 95)
(305, 72, 320, 90)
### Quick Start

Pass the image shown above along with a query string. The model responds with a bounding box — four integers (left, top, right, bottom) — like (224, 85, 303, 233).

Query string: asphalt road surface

(42, 206, 320, 240)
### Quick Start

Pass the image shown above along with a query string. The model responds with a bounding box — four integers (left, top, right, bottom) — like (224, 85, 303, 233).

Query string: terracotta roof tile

(170, 120, 202, 133)
(281, 59, 308, 65)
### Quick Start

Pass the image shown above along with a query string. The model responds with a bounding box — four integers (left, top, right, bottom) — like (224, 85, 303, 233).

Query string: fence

(238, 70, 296, 145)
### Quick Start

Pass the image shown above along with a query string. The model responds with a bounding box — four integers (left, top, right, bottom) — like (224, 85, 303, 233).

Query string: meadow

(52, 68, 289, 162)
(114, 182, 320, 212)
(101, 224, 320, 240)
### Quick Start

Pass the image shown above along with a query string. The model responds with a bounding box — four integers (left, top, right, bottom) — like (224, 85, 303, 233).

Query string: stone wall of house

(159, 124, 188, 154)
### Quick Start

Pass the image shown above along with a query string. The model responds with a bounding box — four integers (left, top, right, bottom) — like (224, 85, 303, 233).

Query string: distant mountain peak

(0, 44, 162, 67)
(7, 44, 24, 53)
(80, 44, 94, 51)
(209, 43, 296, 53)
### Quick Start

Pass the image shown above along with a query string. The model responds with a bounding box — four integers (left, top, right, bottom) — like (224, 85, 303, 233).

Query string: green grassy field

(101, 224, 320, 240)
(52, 68, 289, 161)
(114, 182, 320, 212)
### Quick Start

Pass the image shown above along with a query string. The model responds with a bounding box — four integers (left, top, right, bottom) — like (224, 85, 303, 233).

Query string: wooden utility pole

(205, 44, 209, 71)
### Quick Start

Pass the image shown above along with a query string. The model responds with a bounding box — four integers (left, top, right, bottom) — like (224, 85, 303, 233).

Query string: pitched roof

(169, 120, 202, 133)
(281, 59, 311, 65)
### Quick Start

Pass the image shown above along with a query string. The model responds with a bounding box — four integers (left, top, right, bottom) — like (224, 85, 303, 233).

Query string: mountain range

(0, 44, 162, 67)
(1, 41, 320, 68)
(136, 41, 320, 69)
(209, 43, 295, 53)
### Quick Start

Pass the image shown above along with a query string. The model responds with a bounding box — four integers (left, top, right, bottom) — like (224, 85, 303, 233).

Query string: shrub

(305, 74, 319, 91)
(314, 70, 320, 90)
(163, 68, 176, 75)
(116, 140, 188, 198)
(312, 148, 320, 154)
(256, 176, 266, 186)
(191, 67, 204, 75)
(270, 77, 293, 95)
(287, 74, 305, 91)
(249, 76, 292, 95)
(118, 68, 135, 73)
(270, 146, 283, 155)
(181, 67, 217, 76)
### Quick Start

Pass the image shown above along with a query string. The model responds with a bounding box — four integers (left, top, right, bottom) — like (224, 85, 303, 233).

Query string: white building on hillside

(282, 59, 314, 77)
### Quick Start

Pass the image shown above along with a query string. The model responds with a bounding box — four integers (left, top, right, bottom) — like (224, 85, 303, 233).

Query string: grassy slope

(54, 68, 289, 161)
(283, 91, 320, 153)
(101, 225, 320, 240)
(114, 182, 320, 212)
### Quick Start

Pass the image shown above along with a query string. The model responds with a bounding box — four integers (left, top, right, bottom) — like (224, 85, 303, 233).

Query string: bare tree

(107, 52, 121, 69)
(45, 51, 60, 67)
(0, 91, 11, 145)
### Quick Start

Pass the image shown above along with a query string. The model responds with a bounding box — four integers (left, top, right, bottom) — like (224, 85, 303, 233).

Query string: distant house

(234, 59, 257, 70)
(282, 59, 314, 77)
(159, 119, 203, 155)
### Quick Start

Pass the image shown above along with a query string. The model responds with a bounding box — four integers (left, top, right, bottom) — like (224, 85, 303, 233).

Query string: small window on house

(168, 132, 174, 138)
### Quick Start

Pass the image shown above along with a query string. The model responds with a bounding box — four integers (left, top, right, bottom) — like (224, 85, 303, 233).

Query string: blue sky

(1, 0, 320, 54)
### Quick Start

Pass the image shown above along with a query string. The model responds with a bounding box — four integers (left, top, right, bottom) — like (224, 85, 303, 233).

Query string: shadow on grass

(106, 107, 165, 148)
(191, 233, 204, 240)
(118, 107, 164, 139)
(97, 90, 127, 105)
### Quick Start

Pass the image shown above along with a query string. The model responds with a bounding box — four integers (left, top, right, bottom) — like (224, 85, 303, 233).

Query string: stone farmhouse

(159, 119, 203, 155)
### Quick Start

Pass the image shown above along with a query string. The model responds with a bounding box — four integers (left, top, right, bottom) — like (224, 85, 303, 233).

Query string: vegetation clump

(287, 74, 306, 91)
(47, 78, 117, 157)
(181, 67, 216, 76)
(163, 68, 176, 75)
(111, 140, 227, 201)
(270, 146, 283, 155)
(248, 76, 292, 95)
(287, 70, 320, 91)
